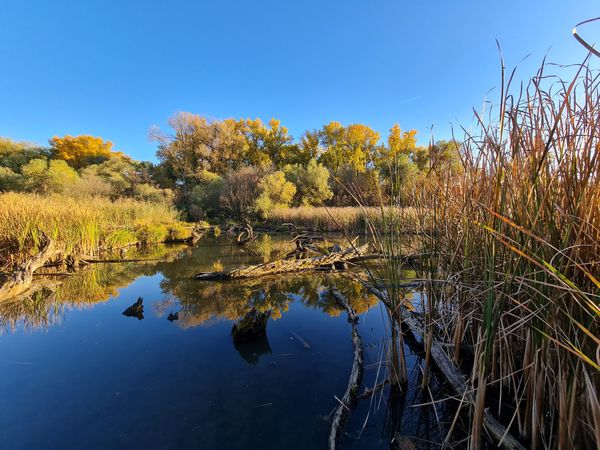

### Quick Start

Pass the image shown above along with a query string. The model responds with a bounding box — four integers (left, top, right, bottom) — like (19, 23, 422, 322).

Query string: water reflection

(0, 236, 459, 449)
(0, 244, 188, 334)
(0, 238, 380, 334)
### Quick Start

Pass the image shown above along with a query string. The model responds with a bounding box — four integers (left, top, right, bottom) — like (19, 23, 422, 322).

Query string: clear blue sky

(0, 0, 597, 161)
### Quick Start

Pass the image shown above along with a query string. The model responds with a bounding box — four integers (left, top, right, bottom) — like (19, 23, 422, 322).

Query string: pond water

(0, 236, 456, 450)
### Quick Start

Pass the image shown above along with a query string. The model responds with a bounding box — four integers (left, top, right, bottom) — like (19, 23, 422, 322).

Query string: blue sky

(0, 0, 597, 161)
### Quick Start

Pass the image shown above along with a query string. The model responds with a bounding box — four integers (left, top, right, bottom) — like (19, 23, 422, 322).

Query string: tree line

(0, 112, 461, 219)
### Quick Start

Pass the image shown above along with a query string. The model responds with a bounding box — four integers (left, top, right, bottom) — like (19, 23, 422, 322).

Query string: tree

(50, 135, 116, 168)
(21, 158, 79, 194)
(188, 170, 224, 219)
(254, 171, 296, 218)
(318, 122, 380, 173)
(239, 118, 295, 168)
(284, 158, 332, 206)
(0, 167, 21, 191)
(428, 140, 462, 174)
(292, 130, 321, 166)
(219, 166, 262, 219)
(0, 138, 50, 171)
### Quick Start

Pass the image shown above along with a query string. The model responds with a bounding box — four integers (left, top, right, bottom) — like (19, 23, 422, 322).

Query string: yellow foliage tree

(50, 135, 117, 169)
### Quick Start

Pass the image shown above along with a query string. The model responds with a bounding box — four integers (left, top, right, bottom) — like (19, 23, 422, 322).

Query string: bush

(188, 170, 224, 219)
(219, 166, 262, 219)
(21, 158, 79, 194)
(254, 171, 296, 219)
(133, 183, 174, 205)
(0, 167, 22, 191)
(284, 158, 332, 206)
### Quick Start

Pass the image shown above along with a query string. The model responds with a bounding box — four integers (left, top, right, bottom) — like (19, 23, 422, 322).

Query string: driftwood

(0, 233, 56, 303)
(328, 290, 364, 450)
(196, 243, 370, 280)
(122, 297, 144, 320)
(360, 281, 525, 450)
(401, 315, 526, 449)
(236, 223, 257, 246)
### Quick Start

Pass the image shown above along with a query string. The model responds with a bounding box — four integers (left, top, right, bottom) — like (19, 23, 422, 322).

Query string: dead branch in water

(196, 243, 370, 280)
(0, 232, 56, 303)
(359, 280, 526, 450)
(236, 222, 258, 246)
(328, 290, 364, 450)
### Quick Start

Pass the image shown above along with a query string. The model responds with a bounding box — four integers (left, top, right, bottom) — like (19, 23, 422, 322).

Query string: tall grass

(412, 59, 600, 448)
(0, 192, 181, 265)
(361, 57, 600, 448)
(267, 206, 418, 233)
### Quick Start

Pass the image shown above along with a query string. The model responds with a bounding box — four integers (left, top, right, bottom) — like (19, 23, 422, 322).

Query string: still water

(0, 236, 454, 449)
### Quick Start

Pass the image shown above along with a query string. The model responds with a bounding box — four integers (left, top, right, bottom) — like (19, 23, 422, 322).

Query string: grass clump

(166, 222, 192, 241)
(104, 229, 137, 249)
(135, 223, 169, 244)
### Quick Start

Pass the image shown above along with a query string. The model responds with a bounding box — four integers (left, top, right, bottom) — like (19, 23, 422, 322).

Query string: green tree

(0, 167, 22, 191)
(0, 138, 50, 171)
(188, 170, 224, 219)
(284, 158, 332, 206)
(254, 171, 296, 218)
(21, 158, 79, 194)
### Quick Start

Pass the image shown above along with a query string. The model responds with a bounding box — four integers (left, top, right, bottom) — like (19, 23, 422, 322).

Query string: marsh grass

(267, 206, 419, 233)
(417, 58, 599, 448)
(357, 56, 600, 449)
(0, 192, 181, 266)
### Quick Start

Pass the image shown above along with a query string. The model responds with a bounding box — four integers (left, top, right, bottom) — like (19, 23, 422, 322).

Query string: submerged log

(328, 290, 364, 450)
(359, 280, 526, 450)
(196, 243, 370, 280)
(0, 233, 56, 303)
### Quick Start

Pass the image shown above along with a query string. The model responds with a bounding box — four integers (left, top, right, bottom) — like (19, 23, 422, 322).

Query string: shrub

(0, 167, 22, 192)
(284, 158, 332, 206)
(133, 183, 174, 205)
(219, 166, 262, 219)
(254, 171, 296, 218)
(21, 158, 79, 194)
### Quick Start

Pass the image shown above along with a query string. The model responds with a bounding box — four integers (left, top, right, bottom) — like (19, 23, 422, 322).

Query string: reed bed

(421, 60, 600, 448)
(365, 58, 600, 449)
(267, 206, 419, 233)
(0, 192, 181, 266)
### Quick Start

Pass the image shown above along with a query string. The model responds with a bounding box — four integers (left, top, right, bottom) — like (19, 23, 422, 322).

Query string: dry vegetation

(267, 206, 419, 233)
(0, 192, 187, 266)
(370, 58, 600, 448)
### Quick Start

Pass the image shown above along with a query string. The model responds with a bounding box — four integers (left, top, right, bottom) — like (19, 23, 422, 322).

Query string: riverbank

(0, 192, 194, 269)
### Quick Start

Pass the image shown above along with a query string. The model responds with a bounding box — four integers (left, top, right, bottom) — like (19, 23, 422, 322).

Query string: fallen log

(196, 243, 370, 280)
(328, 290, 364, 450)
(0, 233, 56, 303)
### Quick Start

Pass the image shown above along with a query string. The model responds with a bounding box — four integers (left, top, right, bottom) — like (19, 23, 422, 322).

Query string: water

(0, 236, 455, 449)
